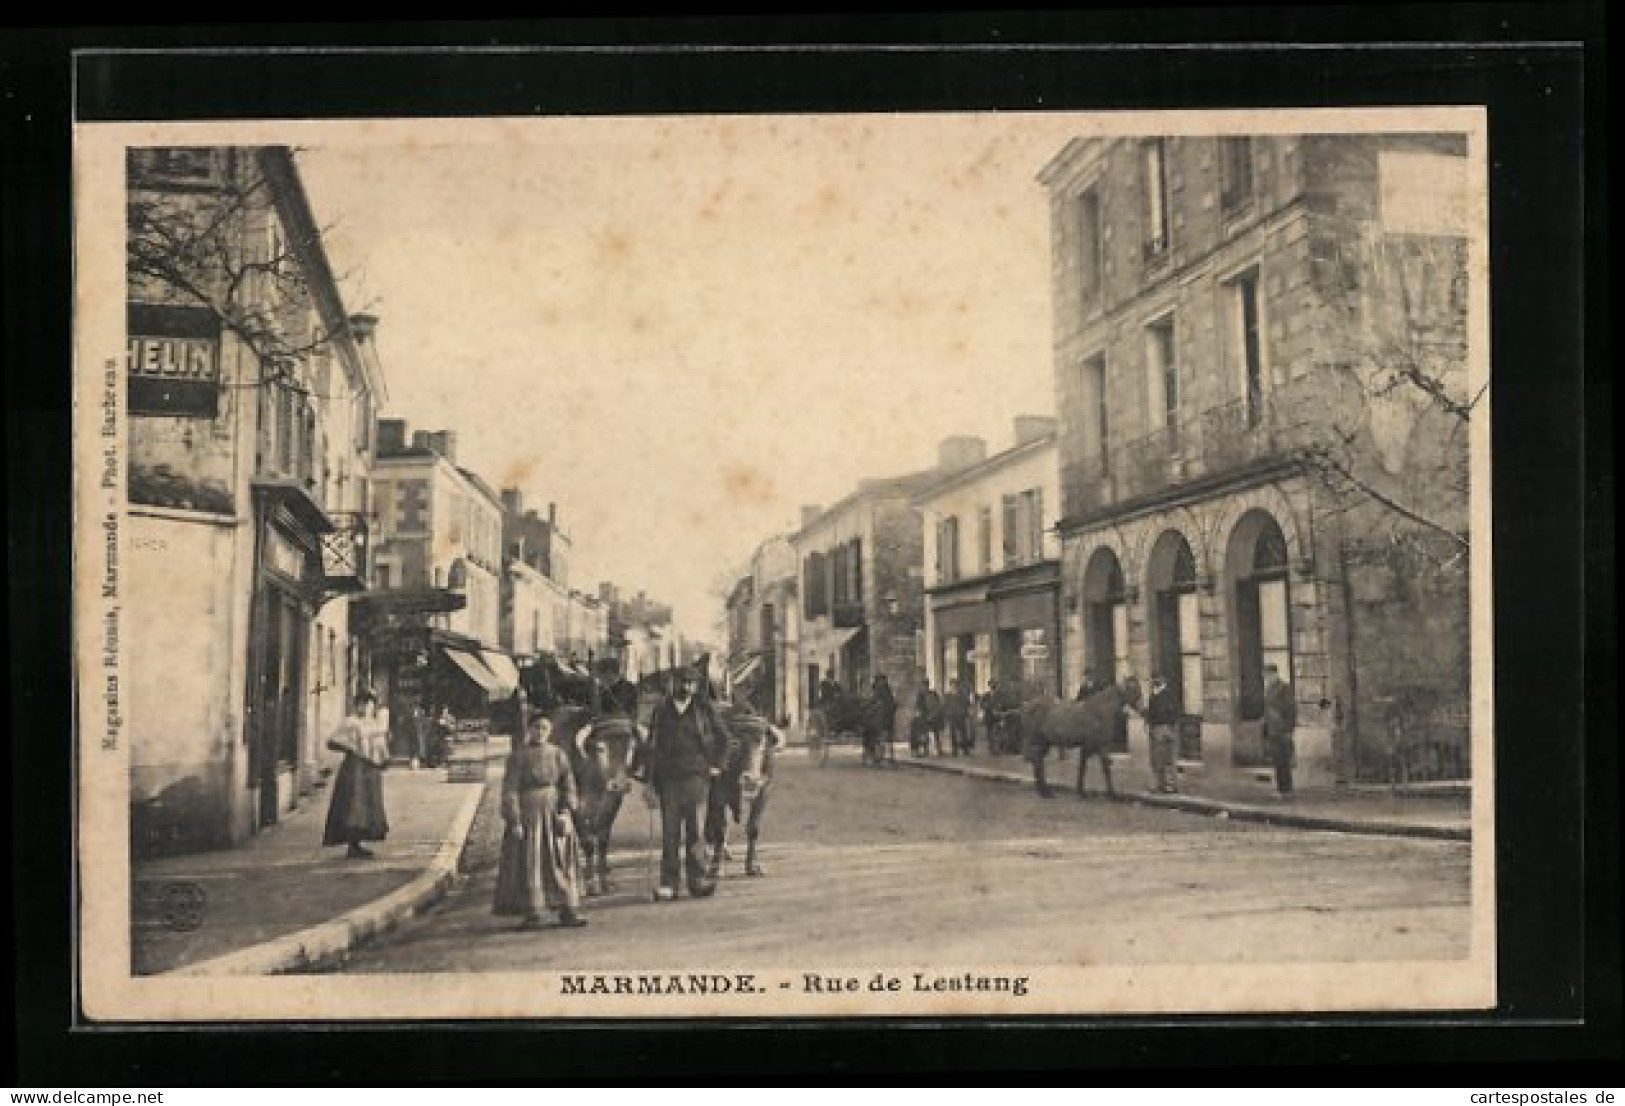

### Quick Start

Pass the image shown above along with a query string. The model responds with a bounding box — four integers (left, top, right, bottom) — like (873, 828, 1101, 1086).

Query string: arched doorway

(1226, 511, 1293, 764)
(1147, 530, 1203, 757)
(1081, 547, 1129, 689)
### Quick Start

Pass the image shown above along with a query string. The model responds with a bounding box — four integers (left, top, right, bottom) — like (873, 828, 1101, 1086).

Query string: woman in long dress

(323, 692, 391, 859)
(493, 710, 587, 929)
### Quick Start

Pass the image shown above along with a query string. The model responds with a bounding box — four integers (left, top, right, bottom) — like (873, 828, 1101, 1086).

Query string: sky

(294, 113, 1095, 637)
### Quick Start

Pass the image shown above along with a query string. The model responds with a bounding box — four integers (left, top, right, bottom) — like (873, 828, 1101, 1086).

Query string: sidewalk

(132, 738, 505, 976)
(892, 744, 1471, 841)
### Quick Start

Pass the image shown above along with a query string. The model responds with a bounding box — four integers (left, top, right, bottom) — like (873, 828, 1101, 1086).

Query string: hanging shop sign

(127, 302, 222, 417)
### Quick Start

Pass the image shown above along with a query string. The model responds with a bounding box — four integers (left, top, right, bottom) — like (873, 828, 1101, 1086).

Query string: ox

(704, 704, 783, 879)
(551, 704, 645, 897)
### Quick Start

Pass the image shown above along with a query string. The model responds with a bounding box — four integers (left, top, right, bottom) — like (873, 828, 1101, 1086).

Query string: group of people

(319, 657, 1304, 934)
(1109, 662, 1299, 799)
(320, 659, 763, 932)
(494, 663, 775, 930)
(908, 679, 975, 757)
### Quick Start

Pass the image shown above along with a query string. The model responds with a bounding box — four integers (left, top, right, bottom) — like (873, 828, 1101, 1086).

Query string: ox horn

(574, 722, 596, 758)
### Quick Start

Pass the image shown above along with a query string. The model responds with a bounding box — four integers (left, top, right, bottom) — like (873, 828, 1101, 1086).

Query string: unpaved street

(334, 754, 1471, 973)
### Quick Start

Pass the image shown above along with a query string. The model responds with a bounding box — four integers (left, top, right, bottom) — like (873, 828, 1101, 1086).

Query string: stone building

(916, 418, 1063, 701)
(124, 146, 386, 852)
(367, 421, 517, 736)
(1040, 131, 1473, 786)
(722, 536, 800, 723)
(499, 489, 570, 662)
(792, 470, 936, 729)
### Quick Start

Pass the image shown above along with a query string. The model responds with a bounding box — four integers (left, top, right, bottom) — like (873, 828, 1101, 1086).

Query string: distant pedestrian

(942, 679, 971, 756)
(409, 703, 432, 770)
(1263, 664, 1298, 798)
(912, 680, 944, 756)
(323, 691, 391, 859)
(432, 706, 456, 766)
(493, 710, 587, 929)
(1076, 669, 1103, 701)
(1146, 675, 1180, 794)
(865, 674, 897, 766)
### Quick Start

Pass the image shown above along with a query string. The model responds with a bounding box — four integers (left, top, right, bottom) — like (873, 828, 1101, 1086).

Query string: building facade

(499, 489, 570, 663)
(791, 471, 935, 729)
(125, 146, 385, 853)
(1041, 131, 1472, 786)
(367, 421, 516, 741)
(917, 419, 1063, 702)
(722, 536, 800, 723)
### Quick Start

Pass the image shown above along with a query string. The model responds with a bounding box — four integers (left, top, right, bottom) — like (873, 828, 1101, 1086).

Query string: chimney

(501, 487, 523, 515)
(348, 313, 379, 344)
(548, 501, 558, 526)
(800, 503, 823, 529)
(426, 430, 458, 463)
(377, 418, 407, 454)
(937, 435, 987, 473)
(1013, 415, 1058, 446)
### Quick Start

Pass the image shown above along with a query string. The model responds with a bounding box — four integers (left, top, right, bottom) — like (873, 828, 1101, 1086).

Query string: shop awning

(479, 650, 522, 699)
(807, 625, 863, 655)
(441, 646, 508, 703)
(729, 655, 763, 688)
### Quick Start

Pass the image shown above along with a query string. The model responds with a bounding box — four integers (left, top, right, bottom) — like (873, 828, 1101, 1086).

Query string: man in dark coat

(593, 657, 641, 721)
(1076, 669, 1103, 702)
(638, 666, 729, 900)
(942, 678, 971, 756)
(864, 674, 897, 766)
(1145, 674, 1181, 793)
(912, 680, 944, 756)
(1262, 663, 1298, 798)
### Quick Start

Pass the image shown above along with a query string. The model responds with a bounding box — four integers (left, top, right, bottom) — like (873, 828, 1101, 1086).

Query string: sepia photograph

(73, 105, 1494, 1021)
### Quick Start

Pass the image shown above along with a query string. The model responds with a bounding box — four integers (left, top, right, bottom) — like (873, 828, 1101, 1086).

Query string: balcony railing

(321, 511, 369, 593)
(1062, 375, 1339, 521)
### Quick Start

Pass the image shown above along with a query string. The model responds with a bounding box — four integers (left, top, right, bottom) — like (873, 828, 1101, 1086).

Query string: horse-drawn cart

(805, 691, 869, 765)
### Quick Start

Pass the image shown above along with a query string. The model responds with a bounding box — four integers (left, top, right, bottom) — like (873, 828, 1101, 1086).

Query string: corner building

(124, 147, 385, 852)
(1041, 132, 1472, 787)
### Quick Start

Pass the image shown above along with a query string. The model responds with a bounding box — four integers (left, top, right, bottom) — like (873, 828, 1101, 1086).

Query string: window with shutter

(1001, 495, 1019, 569)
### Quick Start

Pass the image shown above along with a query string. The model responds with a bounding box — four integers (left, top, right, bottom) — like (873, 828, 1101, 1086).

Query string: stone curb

(896, 755, 1470, 843)
(172, 781, 488, 977)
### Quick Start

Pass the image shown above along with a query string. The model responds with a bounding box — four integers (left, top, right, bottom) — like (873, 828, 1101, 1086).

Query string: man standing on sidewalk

(1145, 675, 1181, 794)
(1263, 663, 1298, 799)
(942, 678, 971, 756)
(640, 666, 728, 901)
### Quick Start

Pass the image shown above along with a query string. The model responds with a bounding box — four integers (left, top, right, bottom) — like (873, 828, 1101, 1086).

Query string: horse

(704, 703, 783, 879)
(1019, 677, 1143, 799)
(550, 703, 645, 897)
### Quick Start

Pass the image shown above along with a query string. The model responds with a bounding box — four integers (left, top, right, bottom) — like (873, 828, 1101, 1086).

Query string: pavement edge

(171, 780, 489, 977)
(895, 754, 1470, 842)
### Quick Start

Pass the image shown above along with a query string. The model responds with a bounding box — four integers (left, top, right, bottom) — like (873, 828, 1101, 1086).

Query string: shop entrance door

(251, 584, 308, 829)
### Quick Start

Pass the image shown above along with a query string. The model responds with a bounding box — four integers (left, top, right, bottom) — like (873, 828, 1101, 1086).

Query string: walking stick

(644, 782, 659, 902)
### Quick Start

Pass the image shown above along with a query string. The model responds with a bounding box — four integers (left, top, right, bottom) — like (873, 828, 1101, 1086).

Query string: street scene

(337, 750, 1471, 974)
(84, 110, 1489, 1017)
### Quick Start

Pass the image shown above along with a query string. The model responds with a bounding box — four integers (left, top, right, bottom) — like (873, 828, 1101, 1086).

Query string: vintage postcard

(75, 105, 1494, 1021)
